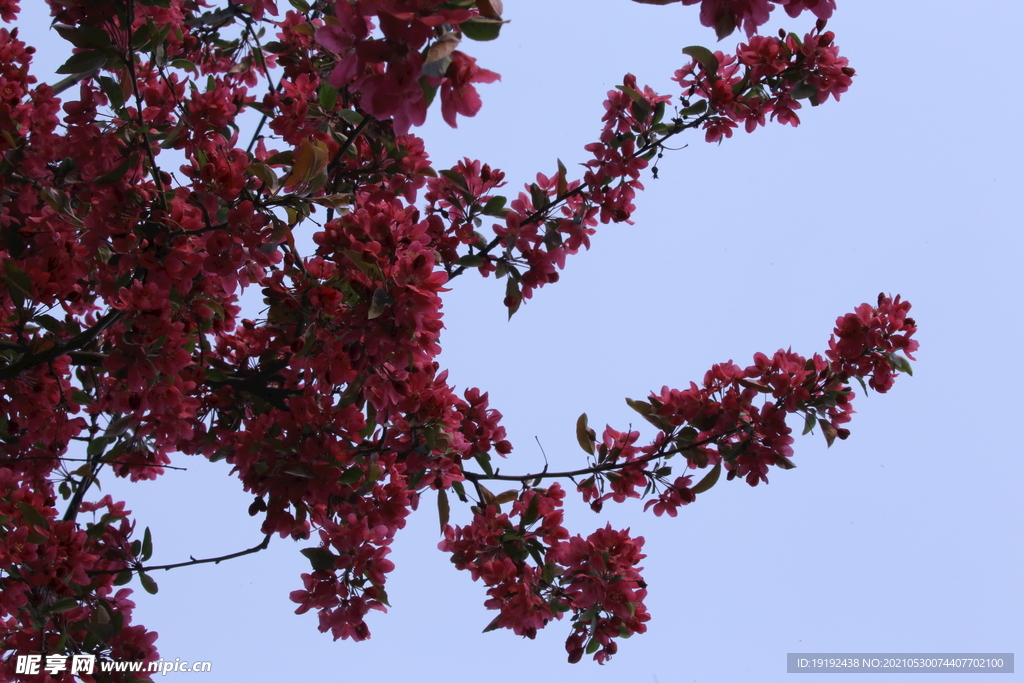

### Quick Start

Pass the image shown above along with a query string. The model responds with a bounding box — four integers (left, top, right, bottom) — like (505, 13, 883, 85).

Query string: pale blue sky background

(12, 1, 1022, 680)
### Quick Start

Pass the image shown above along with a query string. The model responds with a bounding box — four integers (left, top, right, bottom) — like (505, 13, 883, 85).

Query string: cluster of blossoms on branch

(0, 0, 914, 679)
(641, 0, 835, 40)
(676, 25, 853, 142)
(441, 293, 916, 662)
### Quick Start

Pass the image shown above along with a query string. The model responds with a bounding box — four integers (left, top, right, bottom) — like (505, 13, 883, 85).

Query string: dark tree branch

(0, 340, 107, 366)
(87, 534, 273, 575)
(461, 429, 739, 483)
(0, 309, 124, 381)
(62, 413, 104, 522)
(2, 454, 188, 472)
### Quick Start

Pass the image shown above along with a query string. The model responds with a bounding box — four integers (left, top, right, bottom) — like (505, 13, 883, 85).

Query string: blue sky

(11, 1, 1022, 680)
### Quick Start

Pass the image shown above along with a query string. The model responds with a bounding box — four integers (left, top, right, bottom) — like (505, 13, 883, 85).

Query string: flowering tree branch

(87, 534, 273, 576)
(0, 0, 911, 675)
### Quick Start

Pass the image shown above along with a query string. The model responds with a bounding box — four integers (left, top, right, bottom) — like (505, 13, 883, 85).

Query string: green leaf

(543, 224, 562, 250)
(625, 397, 652, 416)
(85, 622, 116, 644)
(474, 453, 494, 477)
(775, 454, 797, 470)
(55, 50, 109, 75)
(556, 158, 568, 197)
(481, 195, 507, 216)
(106, 414, 135, 437)
(680, 99, 708, 117)
(282, 137, 329, 188)
(141, 527, 153, 561)
(458, 253, 484, 268)
(888, 353, 914, 376)
(818, 418, 838, 448)
(713, 10, 737, 40)
(632, 98, 652, 122)
(652, 100, 666, 124)
(53, 24, 112, 49)
(520, 493, 540, 527)
(53, 631, 68, 654)
(131, 22, 154, 50)
(576, 413, 596, 455)
(49, 598, 81, 614)
(367, 287, 388, 319)
(505, 278, 522, 319)
(585, 637, 601, 655)
(626, 397, 669, 430)
(802, 412, 816, 436)
(792, 81, 818, 100)
(460, 17, 505, 41)
(138, 572, 159, 595)
(246, 161, 279, 192)
(318, 82, 339, 111)
(169, 58, 196, 71)
(437, 487, 450, 534)
(310, 193, 353, 210)
(158, 118, 186, 149)
(529, 183, 549, 210)
(96, 75, 125, 109)
(615, 84, 646, 105)
(439, 169, 469, 193)
(300, 547, 338, 572)
(40, 186, 68, 215)
(690, 461, 721, 495)
(16, 501, 50, 529)
(422, 49, 454, 79)
(338, 109, 364, 126)
(338, 467, 363, 485)
(91, 156, 134, 185)
(2, 258, 33, 308)
(682, 46, 719, 74)
(481, 613, 503, 633)
(114, 570, 134, 586)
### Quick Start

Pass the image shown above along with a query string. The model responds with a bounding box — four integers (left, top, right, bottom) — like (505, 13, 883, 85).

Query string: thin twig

(462, 429, 738, 483)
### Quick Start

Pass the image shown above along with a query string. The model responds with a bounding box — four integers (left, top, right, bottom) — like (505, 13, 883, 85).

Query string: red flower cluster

(680, 0, 835, 38)
(439, 484, 649, 663)
(674, 25, 854, 142)
(314, 0, 497, 133)
(827, 293, 918, 393)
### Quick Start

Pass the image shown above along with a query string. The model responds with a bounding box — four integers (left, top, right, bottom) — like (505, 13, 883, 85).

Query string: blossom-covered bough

(0, 0, 916, 677)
